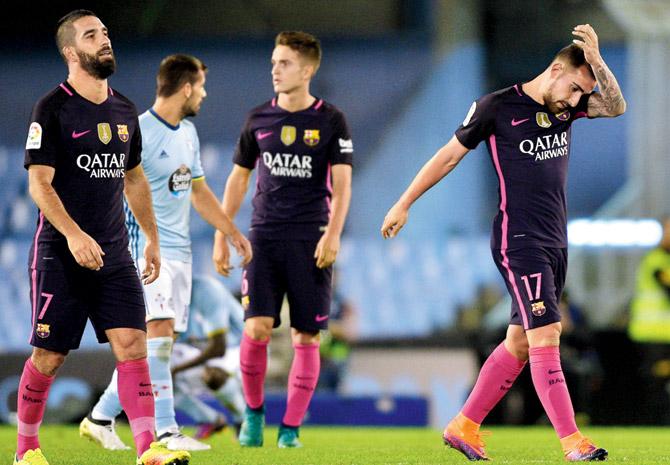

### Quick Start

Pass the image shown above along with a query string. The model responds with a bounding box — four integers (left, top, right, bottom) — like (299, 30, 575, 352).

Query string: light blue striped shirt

(126, 109, 204, 262)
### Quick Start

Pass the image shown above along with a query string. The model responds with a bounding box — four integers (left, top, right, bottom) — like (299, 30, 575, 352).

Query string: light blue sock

(148, 337, 178, 436)
(174, 393, 220, 424)
(91, 369, 123, 421)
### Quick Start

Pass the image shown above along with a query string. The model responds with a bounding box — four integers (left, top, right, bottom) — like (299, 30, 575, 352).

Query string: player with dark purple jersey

(15, 9, 188, 465)
(382, 25, 625, 462)
(213, 31, 353, 448)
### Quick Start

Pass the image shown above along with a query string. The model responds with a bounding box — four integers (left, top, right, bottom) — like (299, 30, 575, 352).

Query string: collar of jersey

(149, 108, 180, 131)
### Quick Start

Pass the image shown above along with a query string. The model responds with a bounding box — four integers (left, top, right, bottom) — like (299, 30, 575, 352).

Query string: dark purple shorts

(241, 238, 332, 333)
(492, 247, 567, 330)
(28, 261, 146, 352)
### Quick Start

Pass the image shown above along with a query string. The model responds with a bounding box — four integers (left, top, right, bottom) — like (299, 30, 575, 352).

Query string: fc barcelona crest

(97, 122, 112, 144)
(36, 323, 51, 339)
(535, 112, 552, 128)
(555, 111, 570, 121)
(117, 124, 129, 142)
(303, 129, 320, 147)
(531, 301, 546, 316)
(281, 126, 296, 146)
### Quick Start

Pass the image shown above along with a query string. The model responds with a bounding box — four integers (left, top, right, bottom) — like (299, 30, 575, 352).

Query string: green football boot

(239, 406, 265, 447)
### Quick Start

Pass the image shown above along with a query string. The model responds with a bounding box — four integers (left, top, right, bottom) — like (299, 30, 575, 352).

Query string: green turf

(2, 425, 670, 464)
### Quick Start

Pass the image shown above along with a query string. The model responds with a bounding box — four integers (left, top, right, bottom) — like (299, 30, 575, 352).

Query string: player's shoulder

(247, 99, 274, 117)
(316, 99, 346, 119)
(33, 83, 72, 115)
(180, 118, 197, 134)
(109, 87, 138, 113)
(478, 85, 520, 106)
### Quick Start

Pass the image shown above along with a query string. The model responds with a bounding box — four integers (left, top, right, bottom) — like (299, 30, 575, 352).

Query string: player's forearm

(29, 180, 82, 238)
(124, 171, 159, 243)
(192, 181, 238, 236)
(398, 143, 463, 210)
(325, 167, 352, 237)
(221, 172, 249, 220)
(591, 57, 626, 116)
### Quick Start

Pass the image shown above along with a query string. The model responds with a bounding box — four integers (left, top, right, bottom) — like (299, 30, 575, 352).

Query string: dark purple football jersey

(24, 81, 141, 268)
(455, 84, 591, 250)
(234, 97, 353, 240)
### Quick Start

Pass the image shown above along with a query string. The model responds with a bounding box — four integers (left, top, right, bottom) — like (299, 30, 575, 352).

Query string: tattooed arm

(572, 24, 626, 118)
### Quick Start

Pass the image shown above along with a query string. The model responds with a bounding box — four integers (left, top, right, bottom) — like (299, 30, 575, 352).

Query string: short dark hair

(553, 44, 595, 80)
(156, 54, 207, 98)
(275, 31, 322, 70)
(56, 9, 97, 61)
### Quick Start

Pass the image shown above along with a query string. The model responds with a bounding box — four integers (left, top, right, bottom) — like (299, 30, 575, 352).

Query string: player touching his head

(382, 25, 624, 462)
(80, 53, 251, 453)
(213, 31, 353, 448)
(17, 9, 190, 465)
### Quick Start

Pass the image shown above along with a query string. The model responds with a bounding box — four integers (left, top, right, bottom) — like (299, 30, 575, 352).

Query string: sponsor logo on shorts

(531, 301, 546, 316)
(98, 122, 112, 144)
(36, 323, 50, 338)
(315, 314, 329, 322)
(241, 295, 250, 310)
(117, 124, 129, 142)
(303, 129, 320, 147)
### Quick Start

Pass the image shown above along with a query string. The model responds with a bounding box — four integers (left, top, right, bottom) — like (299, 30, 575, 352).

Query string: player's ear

(183, 82, 192, 99)
(63, 46, 77, 63)
(550, 61, 565, 77)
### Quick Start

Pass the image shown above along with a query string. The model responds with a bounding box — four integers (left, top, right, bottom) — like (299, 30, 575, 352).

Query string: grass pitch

(1, 425, 669, 464)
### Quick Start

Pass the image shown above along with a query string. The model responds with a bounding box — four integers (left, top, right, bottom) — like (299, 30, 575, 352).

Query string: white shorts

(138, 257, 192, 333)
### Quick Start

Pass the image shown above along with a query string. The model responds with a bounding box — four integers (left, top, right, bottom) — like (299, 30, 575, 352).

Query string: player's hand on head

(230, 230, 253, 267)
(572, 24, 601, 64)
(213, 233, 233, 277)
(142, 241, 161, 285)
(66, 230, 105, 270)
(381, 203, 409, 239)
(314, 232, 340, 269)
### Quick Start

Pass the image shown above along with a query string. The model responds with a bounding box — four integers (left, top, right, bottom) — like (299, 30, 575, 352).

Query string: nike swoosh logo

(257, 131, 273, 140)
(548, 369, 562, 374)
(315, 314, 329, 322)
(511, 118, 529, 127)
(25, 385, 45, 393)
(72, 129, 91, 139)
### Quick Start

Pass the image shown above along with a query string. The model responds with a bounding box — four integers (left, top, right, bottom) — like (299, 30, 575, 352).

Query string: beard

(181, 100, 199, 118)
(76, 48, 116, 80)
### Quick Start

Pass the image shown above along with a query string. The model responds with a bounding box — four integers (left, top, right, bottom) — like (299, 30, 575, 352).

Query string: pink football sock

(283, 342, 320, 427)
(461, 342, 527, 424)
(240, 333, 269, 409)
(529, 346, 578, 438)
(117, 358, 155, 456)
(16, 358, 54, 459)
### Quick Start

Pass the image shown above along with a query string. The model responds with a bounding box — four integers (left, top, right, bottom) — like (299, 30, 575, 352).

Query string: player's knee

(109, 332, 148, 361)
(292, 330, 320, 345)
(527, 322, 562, 348)
(32, 348, 67, 376)
(245, 318, 273, 341)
